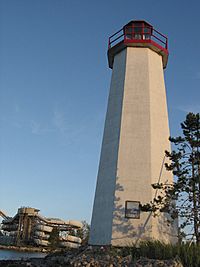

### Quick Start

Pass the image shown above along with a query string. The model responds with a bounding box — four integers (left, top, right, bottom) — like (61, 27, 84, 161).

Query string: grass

(117, 241, 200, 267)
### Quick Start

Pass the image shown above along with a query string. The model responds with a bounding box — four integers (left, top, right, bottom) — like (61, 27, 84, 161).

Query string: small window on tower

(143, 26, 151, 40)
(125, 201, 140, 219)
(133, 22, 142, 39)
(125, 26, 133, 39)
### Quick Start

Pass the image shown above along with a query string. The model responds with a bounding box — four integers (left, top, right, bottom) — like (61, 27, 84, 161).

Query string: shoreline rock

(0, 246, 184, 266)
(0, 244, 48, 253)
(0, 257, 183, 267)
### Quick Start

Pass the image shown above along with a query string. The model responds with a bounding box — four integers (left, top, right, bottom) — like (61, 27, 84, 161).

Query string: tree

(141, 113, 200, 243)
(76, 221, 90, 246)
(48, 227, 60, 248)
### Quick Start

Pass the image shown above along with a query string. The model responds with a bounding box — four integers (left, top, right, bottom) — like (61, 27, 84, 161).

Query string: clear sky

(0, 0, 200, 222)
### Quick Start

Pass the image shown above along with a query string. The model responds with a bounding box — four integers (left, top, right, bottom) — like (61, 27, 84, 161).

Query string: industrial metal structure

(0, 207, 82, 248)
(89, 20, 177, 246)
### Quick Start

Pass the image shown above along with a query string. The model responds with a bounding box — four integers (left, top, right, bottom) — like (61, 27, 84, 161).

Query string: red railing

(108, 23, 168, 51)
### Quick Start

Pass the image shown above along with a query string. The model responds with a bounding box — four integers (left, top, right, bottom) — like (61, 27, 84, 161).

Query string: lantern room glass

(124, 22, 152, 41)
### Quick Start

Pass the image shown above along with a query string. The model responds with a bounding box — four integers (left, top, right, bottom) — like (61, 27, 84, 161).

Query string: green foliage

(136, 240, 175, 260)
(140, 113, 200, 243)
(75, 221, 90, 245)
(128, 241, 200, 267)
(48, 227, 60, 249)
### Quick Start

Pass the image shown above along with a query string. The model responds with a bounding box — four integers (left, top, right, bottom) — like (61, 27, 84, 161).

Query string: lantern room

(108, 20, 168, 69)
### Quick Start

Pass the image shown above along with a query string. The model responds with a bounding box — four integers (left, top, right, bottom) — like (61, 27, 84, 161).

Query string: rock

(135, 257, 183, 267)
(105, 254, 111, 261)
(0, 246, 184, 267)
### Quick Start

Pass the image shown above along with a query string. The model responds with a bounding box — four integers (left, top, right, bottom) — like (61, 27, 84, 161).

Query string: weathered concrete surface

(89, 49, 127, 245)
(90, 46, 177, 246)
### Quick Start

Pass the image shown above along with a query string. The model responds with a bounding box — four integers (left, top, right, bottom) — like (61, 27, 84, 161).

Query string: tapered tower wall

(148, 48, 175, 242)
(111, 47, 153, 246)
(89, 50, 126, 245)
(89, 46, 177, 246)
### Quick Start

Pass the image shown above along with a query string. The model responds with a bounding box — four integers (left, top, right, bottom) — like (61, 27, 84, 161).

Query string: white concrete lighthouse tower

(89, 20, 177, 246)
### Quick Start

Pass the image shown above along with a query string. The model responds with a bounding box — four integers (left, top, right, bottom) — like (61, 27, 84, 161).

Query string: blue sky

(0, 0, 199, 222)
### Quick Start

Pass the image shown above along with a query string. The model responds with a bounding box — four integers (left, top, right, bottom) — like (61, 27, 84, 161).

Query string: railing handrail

(108, 24, 168, 50)
(109, 33, 124, 46)
(109, 27, 123, 39)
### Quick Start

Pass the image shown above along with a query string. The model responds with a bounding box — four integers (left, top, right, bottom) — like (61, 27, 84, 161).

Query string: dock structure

(0, 207, 82, 248)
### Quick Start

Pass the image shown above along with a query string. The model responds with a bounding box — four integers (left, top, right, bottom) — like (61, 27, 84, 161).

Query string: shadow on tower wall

(111, 178, 153, 246)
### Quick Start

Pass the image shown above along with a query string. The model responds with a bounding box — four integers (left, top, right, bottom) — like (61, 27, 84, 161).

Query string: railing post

(108, 38, 110, 49)
(142, 23, 144, 40)
(132, 24, 134, 39)
(166, 38, 168, 50)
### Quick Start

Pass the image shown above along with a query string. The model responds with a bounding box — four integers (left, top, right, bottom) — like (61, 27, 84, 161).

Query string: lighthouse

(89, 20, 177, 246)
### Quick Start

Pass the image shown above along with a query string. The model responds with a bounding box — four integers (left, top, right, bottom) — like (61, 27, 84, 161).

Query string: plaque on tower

(125, 201, 140, 219)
